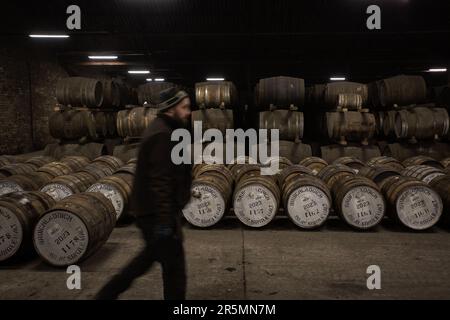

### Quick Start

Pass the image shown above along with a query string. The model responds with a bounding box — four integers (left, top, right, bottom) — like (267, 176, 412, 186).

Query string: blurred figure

(96, 87, 192, 300)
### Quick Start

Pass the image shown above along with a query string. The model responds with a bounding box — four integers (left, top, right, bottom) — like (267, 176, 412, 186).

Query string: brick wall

(29, 52, 68, 150)
(0, 47, 67, 155)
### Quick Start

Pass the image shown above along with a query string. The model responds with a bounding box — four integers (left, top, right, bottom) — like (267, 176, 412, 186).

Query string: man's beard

(172, 112, 190, 128)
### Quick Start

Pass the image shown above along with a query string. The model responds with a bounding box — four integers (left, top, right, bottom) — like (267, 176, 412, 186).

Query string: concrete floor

(1, 217, 450, 300)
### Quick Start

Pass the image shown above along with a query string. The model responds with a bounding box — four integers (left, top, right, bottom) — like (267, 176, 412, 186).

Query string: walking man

(96, 87, 192, 300)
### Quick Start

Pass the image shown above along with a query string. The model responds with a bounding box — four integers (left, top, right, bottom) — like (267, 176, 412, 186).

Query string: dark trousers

(95, 218, 186, 300)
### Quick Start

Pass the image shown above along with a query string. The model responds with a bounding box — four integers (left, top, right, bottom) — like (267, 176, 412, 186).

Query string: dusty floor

(1, 217, 450, 300)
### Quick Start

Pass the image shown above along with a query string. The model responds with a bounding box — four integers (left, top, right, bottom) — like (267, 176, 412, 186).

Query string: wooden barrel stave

(25, 156, 55, 169)
(298, 157, 329, 175)
(332, 156, 367, 172)
(37, 162, 74, 178)
(366, 156, 405, 171)
(402, 156, 444, 169)
(92, 156, 124, 171)
(317, 164, 356, 190)
(60, 156, 90, 171)
(195, 81, 237, 108)
(401, 165, 445, 184)
(258, 110, 304, 141)
(256, 76, 305, 109)
(0, 163, 37, 177)
(191, 109, 234, 135)
(40, 172, 98, 201)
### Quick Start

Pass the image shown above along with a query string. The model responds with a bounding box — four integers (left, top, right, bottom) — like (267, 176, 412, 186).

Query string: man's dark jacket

(131, 113, 192, 233)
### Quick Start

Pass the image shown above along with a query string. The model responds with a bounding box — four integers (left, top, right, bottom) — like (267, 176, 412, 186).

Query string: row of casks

(138, 75, 426, 111)
(312, 106, 449, 146)
(191, 109, 304, 141)
(0, 157, 137, 266)
(116, 106, 236, 138)
(375, 105, 449, 141)
(0, 191, 115, 267)
(0, 156, 56, 180)
(182, 155, 450, 230)
(306, 75, 427, 111)
(138, 81, 238, 110)
(49, 109, 118, 140)
(56, 77, 136, 108)
(309, 155, 450, 231)
(0, 156, 135, 220)
(380, 141, 450, 162)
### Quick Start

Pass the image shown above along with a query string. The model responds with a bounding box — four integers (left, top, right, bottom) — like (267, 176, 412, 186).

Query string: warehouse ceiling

(1, 0, 450, 91)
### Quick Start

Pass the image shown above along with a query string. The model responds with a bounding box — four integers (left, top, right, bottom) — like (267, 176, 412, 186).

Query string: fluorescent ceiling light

(154, 78, 165, 82)
(330, 77, 346, 81)
(428, 68, 447, 72)
(207, 78, 225, 81)
(128, 70, 150, 74)
(88, 55, 118, 60)
(29, 34, 69, 38)
(146, 78, 153, 82)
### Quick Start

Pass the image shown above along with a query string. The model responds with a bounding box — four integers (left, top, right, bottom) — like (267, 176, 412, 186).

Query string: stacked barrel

(255, 76, 311, 163)
(368, 75, 449, 160)
(192, 81, 236, 136)
(52, 77, 134, 142)
(305, 81, 379, 163)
